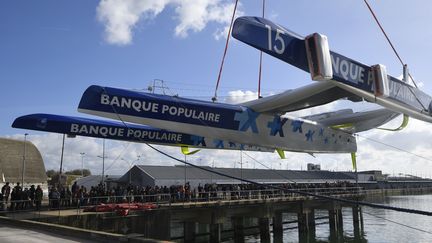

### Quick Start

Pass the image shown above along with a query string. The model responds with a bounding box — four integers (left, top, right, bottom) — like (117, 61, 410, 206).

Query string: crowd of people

(1, 182, 44, 210)
(48, 181, 358, 207)
(1, 181, 358, 211)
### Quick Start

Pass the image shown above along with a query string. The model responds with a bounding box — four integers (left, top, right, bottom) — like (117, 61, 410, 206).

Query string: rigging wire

(355, 133, 432, 163)
(104, 142, 131, 173)
(110, 79, 432, 176)
(99, 86, 432, 217)
(363, 211, 432, 235)
(363, 0, 405, 70)
(82, 2, 432, 223)
(242, 151, 296, 183)
(257, 0, 265, 99)
(363, 0, 428, 110)
(145, 79, 251, 91)
(363, 0, 429, 111)
(145, 142, 432, 216)
(143, 82, 432, 172)
(212, 0, 239, 102)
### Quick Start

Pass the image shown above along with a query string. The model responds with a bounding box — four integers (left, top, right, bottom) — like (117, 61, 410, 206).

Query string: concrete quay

(1, 186, 431, 242)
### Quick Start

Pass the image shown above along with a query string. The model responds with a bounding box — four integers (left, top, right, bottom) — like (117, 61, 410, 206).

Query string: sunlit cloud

(97, 0, 242, 45)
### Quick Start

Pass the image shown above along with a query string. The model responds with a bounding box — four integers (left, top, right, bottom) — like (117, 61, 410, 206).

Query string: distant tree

(46, 169, 58, 178)
(83, 169, 91, 176)
(46, 168, 92, 187)
(65, 169, 91, 176)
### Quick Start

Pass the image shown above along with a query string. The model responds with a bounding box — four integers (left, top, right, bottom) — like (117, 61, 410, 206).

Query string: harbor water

(243, 193, 432, 243)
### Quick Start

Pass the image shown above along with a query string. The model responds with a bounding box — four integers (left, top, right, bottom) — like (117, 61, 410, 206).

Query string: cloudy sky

(1, 0, 432, 177)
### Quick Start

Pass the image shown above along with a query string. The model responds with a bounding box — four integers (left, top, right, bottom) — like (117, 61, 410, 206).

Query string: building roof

(133, 165, 355, 183)
(74, 175, 121, 189)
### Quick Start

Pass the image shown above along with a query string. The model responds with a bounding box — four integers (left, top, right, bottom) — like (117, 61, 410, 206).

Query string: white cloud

(213, 24, 230, 41)
(224, 90, 259, 104)
(96, 0, 168, 45)
(268, 11, 279, 21)
(349, 117, 432, 174)
(96, 0, 241, 45)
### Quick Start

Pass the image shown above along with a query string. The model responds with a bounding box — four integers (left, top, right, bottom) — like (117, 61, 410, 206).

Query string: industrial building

(75, 164, 432, 190)
(117, 165, 357, 188)
(0, 137, 47, 184)
(75, 175, 121, 190)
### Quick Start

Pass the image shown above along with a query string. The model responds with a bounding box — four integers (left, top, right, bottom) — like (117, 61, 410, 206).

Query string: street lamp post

(21, 133, 28, 186)
(240, 151, 243, 184)
(80, 152, 85, 177)
(184, 154, 187, 186)
(210, 159, 214, 183)
(102, 139, 105, 184)
(97, 139, 106, 185)
(59, 134, 66, 176)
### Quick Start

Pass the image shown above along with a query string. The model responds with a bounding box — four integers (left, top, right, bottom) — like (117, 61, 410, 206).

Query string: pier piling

(232, 217, 245, 243)
(328, 208, 343, 241)
(184, 221, 196, 242)
(297, 209, 316, 242)
(272, 212, 284, 243)
(258, 217, 270, 243)
(209, 223, 222, 243)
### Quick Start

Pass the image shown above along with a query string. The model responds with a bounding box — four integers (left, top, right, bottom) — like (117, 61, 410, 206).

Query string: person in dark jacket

(2, 182, 11, 202)
(10, 188, 17, 211)
(29, 185, 35, 208)
(50, 187, 60, 209)
(35, 185, 43, 210)
(21, 188, 29, 209)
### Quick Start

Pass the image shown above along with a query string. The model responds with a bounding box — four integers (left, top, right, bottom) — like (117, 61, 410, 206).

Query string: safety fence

(0, 186, 364, 216)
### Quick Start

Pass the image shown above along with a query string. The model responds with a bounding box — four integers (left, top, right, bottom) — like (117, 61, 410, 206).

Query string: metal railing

(0, 186, 364, 216)
(173, 187, 364, 205)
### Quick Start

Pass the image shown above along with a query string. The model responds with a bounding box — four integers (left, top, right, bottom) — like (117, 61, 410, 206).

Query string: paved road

(0, 223, 95, 243)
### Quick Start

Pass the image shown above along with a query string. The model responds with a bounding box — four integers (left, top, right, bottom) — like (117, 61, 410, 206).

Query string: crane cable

(242, 151, 296, 183)
(363, 211, 432, 235)
(363, 0, 428, 112)
(146, 142, 432, 216)
(257, 0, 265, 99)
(212, 0, 239, 102)
(363, 0, 405, 73)
(100, 87, 432, 217)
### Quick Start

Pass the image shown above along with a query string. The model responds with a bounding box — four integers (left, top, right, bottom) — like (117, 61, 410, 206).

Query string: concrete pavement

(0, 223, 95, 243)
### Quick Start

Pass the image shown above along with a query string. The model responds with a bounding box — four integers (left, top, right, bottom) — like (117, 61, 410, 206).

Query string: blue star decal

(229, 142, 236, 148)
(213, 139, 224, 148)
(291, 120, 304, 133)
(191, 135, 206, 146)
(305, 130, 315, 141)
(234, 108, 259, 133)
(267, 116, 288, 137)
(319, 128, 324, 136)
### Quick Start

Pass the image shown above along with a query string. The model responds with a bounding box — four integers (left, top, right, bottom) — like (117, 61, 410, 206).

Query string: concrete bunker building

(0, 137, 47, 184)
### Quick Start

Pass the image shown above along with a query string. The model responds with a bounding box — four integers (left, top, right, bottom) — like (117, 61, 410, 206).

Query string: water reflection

(240, 194, 432, 243)
(26, 191, 432, 242)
